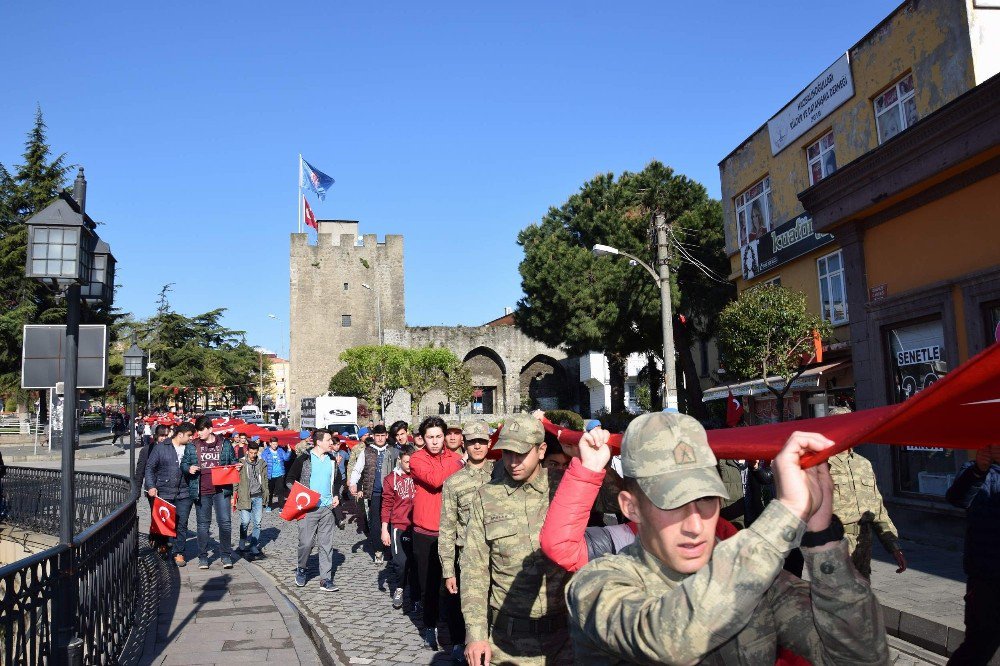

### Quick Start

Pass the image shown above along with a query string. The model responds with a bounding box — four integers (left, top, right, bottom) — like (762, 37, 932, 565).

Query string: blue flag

(301, 158, 335, 200)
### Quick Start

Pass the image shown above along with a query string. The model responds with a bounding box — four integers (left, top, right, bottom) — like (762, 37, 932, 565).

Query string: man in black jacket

(145, 423, 196, 566)
(946, 444, 1000, 665)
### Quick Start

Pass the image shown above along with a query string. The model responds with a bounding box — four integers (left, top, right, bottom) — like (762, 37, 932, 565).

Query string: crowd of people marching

(131, 407, 1000, 666)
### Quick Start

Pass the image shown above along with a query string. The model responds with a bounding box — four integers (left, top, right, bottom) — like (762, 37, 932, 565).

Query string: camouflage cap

(494, 414, 545, 454)
(620, 412, 728, 511)
(462, 419, 491, 442)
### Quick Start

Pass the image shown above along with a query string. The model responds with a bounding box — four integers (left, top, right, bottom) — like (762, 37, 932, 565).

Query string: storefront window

(887, 319, 956, 496)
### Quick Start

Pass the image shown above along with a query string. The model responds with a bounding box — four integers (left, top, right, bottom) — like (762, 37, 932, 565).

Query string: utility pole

(655, 212, 678, 410)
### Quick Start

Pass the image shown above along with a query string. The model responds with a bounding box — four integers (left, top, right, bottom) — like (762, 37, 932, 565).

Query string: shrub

(543, 409, 584, 431)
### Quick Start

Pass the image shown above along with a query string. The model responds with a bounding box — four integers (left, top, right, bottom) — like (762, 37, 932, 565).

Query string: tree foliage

(445, 362, 474, 419)
(337, 345, 409, 419)
(0, 108, 124, 408)
(403, 346, 460, 416)
(109, 289, 270, 412)
(515, 160, 733, 414)
(716, 284, 831, 421)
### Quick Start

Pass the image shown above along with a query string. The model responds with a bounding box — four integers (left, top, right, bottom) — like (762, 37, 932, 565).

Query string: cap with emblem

(620, 412, 728, 511)
(494, 415, 545, 454)
(462, 419, 491, 442)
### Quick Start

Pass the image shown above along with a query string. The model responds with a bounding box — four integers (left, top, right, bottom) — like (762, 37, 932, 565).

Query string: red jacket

(408, 448, 463, 534)
(380, 468, 415, 530)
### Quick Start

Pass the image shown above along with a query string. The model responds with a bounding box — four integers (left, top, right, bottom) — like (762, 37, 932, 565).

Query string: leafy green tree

(328, 366, 364, 397)
(516, 160, 733, 415)
(403, 346, 459, 416)
(338, 345, 408, 420)
(716, 285, 830, 422)
(445, 362, 474, 419)
(0, 108, 73, 403)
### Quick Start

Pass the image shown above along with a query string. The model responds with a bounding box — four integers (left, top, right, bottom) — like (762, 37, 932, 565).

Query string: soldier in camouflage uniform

(827, 406, 906, 579)
(460, 414, 574, 666)
(439, 420, 494, 663)
(565, 412, 889, 665)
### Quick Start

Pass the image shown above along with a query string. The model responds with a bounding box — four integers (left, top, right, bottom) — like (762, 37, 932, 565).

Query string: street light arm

(612, 249, 660, 286)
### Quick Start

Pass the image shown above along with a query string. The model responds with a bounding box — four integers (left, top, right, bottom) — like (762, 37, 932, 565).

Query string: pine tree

(0, 107, 73, 399)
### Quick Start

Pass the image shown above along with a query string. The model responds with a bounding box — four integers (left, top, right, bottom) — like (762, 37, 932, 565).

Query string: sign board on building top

(739, 213, 835, 281)
(767, 53, 855, 156)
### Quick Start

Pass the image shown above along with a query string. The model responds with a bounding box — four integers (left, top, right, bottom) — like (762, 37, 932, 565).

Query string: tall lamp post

(592, 215, 678, 409)
(123, 341, 147, 488)
(146, 361, 156, 413)
(24, 168, 115, 663)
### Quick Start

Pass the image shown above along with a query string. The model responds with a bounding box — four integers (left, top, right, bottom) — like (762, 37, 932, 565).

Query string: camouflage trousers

(843, 521, 873, 579)
(489, 621, 574, 665)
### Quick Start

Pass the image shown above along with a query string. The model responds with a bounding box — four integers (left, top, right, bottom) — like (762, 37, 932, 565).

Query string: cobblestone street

(250, 498, 455, 666)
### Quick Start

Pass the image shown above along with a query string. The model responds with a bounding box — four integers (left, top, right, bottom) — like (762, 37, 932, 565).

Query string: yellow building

(718, 0, 1000, 542)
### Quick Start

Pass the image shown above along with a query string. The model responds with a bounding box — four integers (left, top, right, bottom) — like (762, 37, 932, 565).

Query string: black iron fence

(0, 466, 139, 665)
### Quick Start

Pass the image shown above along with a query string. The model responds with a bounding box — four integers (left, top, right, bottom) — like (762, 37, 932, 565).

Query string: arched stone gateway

(519, 354, 569, 411)
(463, 346, 507, 415)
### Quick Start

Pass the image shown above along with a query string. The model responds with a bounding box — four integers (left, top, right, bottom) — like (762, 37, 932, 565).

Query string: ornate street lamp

(81, 239, 116, 303)
(22, 168, 115, 663)
(24, 192, 97, 290)
(123, 342, 147, 487)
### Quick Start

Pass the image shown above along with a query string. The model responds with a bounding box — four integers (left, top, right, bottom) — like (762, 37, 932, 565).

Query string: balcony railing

(0, 465, 140, 664)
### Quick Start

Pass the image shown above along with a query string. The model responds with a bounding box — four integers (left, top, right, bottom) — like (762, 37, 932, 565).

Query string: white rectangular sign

(767, 53, 855, 155)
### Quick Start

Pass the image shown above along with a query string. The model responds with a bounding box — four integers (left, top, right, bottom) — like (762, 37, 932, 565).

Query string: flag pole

(297, 154, 303, 234)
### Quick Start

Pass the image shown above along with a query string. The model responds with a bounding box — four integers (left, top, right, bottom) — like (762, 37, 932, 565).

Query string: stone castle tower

(288, 220, 404, 426)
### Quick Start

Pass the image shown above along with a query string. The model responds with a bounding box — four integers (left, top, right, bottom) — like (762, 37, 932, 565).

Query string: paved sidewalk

(1, 427, 124, 462)
(135, 499, 323, 666)
(868, 538, 997, 663)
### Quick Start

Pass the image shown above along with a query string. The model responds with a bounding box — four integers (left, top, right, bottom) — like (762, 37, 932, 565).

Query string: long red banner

(540, 342, 1000, 467)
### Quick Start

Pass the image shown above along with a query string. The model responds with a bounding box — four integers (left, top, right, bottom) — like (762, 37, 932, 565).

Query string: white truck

(301, 395, 360, 439)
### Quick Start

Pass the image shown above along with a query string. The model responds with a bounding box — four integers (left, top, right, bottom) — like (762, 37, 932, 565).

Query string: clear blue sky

(2, 0, 900, 356)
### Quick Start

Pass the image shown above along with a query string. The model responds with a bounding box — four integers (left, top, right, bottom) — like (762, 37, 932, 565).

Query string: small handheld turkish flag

(150, 497, 177, 537)
(281, 482, 321, 521)
(210, 465, 240, 485)
(726, 390, 745, 428)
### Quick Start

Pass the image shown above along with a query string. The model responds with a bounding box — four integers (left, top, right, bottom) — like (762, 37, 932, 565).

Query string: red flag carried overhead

(210, 465, 240, 485)
(303, 196, 317, 230)
(150, 497, 177, 537)
(726, 390, 744, 428)
(280, 481, 320, 521)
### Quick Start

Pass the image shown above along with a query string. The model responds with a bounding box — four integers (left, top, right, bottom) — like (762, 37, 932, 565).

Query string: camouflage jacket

(566, 501, 889, 665)
(460, 466, 567, 643)
(345, 442, 364, 488)
(829, 450, 900, 553)
(438, 460, 495, 579)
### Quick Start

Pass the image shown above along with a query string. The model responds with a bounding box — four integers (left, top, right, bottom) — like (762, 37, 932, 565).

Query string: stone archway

(519, 355, 569, 411)
(463, 346, 506, 415)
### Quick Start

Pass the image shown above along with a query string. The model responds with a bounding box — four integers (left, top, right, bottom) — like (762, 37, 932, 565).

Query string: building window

(817, 250, 848, 325)
(341, 314, 351, 327)
(807, 131, 837, 185)
(874, 73, 918, 144)
(763, 276, 782, 287)
(735, 176, 773, 248)
(343, 282, 349, 291)
(886, 318, 953, 497)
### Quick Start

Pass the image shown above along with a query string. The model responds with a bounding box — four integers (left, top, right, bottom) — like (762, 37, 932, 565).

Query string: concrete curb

(242, 559, 331, 665)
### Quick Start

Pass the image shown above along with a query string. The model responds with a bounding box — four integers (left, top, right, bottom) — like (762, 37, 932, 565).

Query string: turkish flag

(726, 390, 745, 428)
(210, 465, 240, 485)
(150, 497, 177, 537)
(304, 196, 317, 230)
(280, 482, 321, 521)
(539, 341, 1000, 467)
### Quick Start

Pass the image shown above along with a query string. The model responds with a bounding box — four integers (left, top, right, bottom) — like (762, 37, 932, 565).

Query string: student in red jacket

(408, 416, 463, 651)
(381, 445, 417, 610)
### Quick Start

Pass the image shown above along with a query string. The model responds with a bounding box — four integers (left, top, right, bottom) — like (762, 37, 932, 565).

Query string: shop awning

(702, 362, 851, 402)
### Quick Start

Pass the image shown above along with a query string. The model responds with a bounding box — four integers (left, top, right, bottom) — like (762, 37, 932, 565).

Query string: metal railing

(0, 466, 139, 664)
